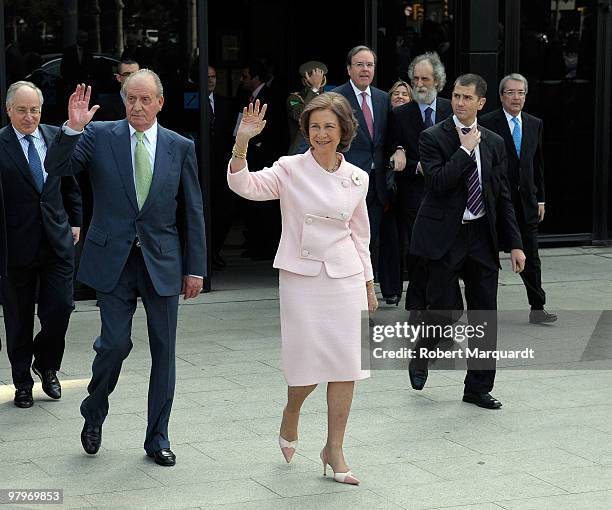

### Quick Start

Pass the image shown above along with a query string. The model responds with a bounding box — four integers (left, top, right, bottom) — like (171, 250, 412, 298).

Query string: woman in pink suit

(228, 92, 377, 485)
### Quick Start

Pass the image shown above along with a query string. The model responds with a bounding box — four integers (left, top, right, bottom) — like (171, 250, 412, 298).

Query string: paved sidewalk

(1, 246, 612, 509)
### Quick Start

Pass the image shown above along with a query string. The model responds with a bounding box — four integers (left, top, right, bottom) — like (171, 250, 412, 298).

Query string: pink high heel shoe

(320, 447, 360, 485)
(278, 435, 297, 463)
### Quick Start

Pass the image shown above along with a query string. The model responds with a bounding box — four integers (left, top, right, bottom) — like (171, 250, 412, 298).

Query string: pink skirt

(279, 267, 371, 386)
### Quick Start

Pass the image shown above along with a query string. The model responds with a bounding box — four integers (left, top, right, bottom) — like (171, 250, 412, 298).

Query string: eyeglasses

(208, 75, 217, 79)
(13, 107, 41, 115)
(117, 71, 135, 77)
(502, 90, 526, 97)
(351, 62, 375, 69)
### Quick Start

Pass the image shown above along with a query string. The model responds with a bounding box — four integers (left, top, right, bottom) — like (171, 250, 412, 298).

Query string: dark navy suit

(0, 123, 81, 390)
(45, 119, 206, 453)
(333, 81, 391, 249)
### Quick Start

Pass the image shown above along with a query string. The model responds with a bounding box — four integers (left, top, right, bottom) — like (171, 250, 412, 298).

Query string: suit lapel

(496, 109, 519, 161)
(138, 124, 174, 216)
(519, 113, 530, 163)
(109, 120, 139, 213)
(371, 89, 385, 144)
(38, 125, 55, 195)
(479, 129, 493, 199)
(410, 103, 425, 132)
(1, 125, 41, 193)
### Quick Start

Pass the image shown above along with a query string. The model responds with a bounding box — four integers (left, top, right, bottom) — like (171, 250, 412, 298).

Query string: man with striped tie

(0, 81, 82, 408)
(479, 74, 555, 325)
(408, 74, 525, 409)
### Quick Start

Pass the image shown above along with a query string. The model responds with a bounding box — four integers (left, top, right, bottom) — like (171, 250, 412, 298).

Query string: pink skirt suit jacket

(228, 149, 372, 385)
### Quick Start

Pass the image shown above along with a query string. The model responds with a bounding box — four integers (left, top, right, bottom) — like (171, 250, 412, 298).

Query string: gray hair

(6, 81, 44, 107)
(408, 52, 446, 92)
(122, 68, 164, 97)
(499, 73, 528, 96)
(345, 45, 377, 67)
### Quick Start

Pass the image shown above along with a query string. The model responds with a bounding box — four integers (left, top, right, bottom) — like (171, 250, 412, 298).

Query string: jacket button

(305, 217, 313, 224)
(342, 180, 349, 188)
(302, 249, 309, 256)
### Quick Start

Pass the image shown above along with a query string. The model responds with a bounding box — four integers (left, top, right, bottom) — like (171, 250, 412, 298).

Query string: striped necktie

(461, 127, 484, 216)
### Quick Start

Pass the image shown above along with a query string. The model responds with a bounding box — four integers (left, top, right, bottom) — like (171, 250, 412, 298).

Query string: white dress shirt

(418, 97, 438, 125)
(129, 121, 157, 189)
(349, 80, 374, 116)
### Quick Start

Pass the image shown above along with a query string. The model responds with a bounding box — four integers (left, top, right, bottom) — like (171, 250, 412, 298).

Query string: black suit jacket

(410, 117, 522, 266)
(333, 81, 391, 204)
(0, 124, 82, 268)
(479, 109, 544, 225)
(388, 98, 452, 211)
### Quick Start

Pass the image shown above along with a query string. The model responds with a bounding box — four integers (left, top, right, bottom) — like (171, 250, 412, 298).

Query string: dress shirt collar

(349, 80, 371, 99)
(129, 120, 158, 144)
(13, 126, 42, 141)
(452, 114, 477, 131)
(418, 97, 437, 114)
(503, 109, 522, 126)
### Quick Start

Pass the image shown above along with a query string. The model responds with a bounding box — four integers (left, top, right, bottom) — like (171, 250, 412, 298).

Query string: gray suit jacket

(44, 119, 206, 296)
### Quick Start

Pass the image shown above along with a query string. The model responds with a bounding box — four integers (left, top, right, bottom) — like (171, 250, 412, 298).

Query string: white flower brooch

(351, 171, 363, 186)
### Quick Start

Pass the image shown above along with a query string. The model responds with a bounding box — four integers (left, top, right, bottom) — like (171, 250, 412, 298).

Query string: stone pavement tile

(412, 447, 595, 480)
(496, 489, 612, 510)
(0, 400, 59, 422)
(223, 371, 288, 390)
(446, 424, 608, 455)
(82, 478, 278, 508)
(181, 361, 281, 378)
(0, 413, 145, 441)
(298, 439, 476, 468)
(483, 405, 612, 434)
(349, 415, 511, 447)
(175, 375, 246, 394)
(180, 348, 282, 366)
(376, 473, 565, 509)
(205, 489, 404, 510)
(0, 495, 94, 509)
(528, 465, 612, 493)
(0, 460, 52, 486)
(357, 461, 442, 490)
(183, 386, 280, 406)
(252, 470, 360, 498)
(43, 467, 161, 497)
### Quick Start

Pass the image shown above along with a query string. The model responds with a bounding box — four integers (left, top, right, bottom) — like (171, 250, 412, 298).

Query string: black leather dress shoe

(14, 389, 34, 408)
(147, 448, 176, 466)
(462, 392, 502, 409)
(81, 422, 102, 454)
(408, 361, 428, 390)
(32, 364, 61, 399)
(529, 309, 558, 324)
(385, 295, 400, 306)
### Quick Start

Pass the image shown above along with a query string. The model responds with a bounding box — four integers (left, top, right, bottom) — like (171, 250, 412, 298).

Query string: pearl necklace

(322, 155, 341, 173)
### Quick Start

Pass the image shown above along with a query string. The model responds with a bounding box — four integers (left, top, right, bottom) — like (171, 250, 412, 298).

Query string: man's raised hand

(67, 84, 100, 132)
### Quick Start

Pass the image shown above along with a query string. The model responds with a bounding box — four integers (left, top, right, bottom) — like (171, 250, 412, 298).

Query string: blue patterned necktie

(424, 107, 434, 128)
(511, 117, 521, 157)
(25, 135, 44, 193)
(461, 127, 484, 216)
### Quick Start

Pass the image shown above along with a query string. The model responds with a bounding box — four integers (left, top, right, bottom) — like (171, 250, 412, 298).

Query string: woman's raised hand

(236, 100, 267, 141)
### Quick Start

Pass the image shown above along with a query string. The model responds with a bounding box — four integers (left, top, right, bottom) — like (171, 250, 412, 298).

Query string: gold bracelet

(232, 144, 248, 159)
(366, 279, 374, 287)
